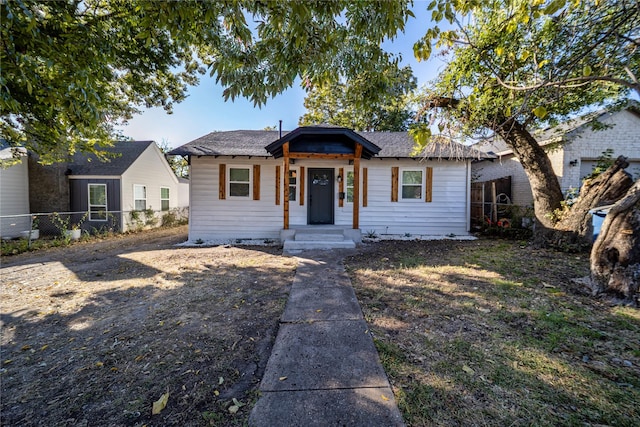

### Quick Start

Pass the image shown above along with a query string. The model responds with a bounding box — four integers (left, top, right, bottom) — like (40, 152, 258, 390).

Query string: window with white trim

(88, 184, 107, 221)
(346, 171, 354, 203)
(134, 184, 147, 210)
(288, 169, 297, 201)
(401, 170, 423, 200)
(160, 187, 170, 211)
(229, 167, 251, 198)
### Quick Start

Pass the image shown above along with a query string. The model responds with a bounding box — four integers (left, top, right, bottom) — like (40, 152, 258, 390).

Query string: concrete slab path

(249, 250, 405, 426)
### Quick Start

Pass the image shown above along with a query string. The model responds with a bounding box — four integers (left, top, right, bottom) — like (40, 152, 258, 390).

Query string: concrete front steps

(281, 227, 360, 253)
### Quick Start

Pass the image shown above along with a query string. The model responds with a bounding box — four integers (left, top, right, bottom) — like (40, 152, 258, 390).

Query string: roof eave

(265, 126, 381, 159)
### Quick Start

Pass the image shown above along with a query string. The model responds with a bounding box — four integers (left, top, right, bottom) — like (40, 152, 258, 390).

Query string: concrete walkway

(249, 250, 405, 426)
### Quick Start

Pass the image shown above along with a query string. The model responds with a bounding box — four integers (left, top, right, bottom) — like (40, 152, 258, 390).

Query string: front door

(308, 168, 334, 224)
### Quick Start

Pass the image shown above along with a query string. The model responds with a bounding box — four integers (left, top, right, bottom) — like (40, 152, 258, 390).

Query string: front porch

(281, 225, 361, 252)
(265, 126, 381, 233)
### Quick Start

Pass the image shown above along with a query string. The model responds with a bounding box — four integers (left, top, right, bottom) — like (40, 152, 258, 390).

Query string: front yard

(2, 229, 638, 426)
(1, 226, 296, 426)
(346, 240, 640, 426)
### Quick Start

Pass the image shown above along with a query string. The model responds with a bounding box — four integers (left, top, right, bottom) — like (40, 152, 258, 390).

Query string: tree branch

(609, 178, 640, 216)
(425, 96, 460, 109)
(494, 74, 640, 97)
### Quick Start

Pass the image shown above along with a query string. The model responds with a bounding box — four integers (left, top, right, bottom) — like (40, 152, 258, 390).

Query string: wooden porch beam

(283, 142, 290, 229)
(288, 153, 354, 160)
(353, 144, 362, 229)
(299, 166, 305, 206)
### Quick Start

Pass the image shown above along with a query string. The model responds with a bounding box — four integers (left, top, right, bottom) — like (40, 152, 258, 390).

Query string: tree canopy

(299, 65, 417, 131)
(411, 0, 638, 227)
(1, 0, 413, 163)
(413, 0, 637, 139)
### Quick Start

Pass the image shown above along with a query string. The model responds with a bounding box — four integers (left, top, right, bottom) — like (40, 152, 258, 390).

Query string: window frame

(400, 168, 424, 201)
(88, 183, 108, 221)
(288, 168, 298, 202)
(345, 170, 355, 203)
(133, 184, 147, 210)
(160, 187, 170, 211)
(227, 166, 252, 199)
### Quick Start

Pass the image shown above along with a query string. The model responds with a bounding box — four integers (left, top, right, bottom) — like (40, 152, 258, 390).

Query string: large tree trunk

(494, 116, 564, 230)
(551, 156, 633, 251)
(425, 100, 563, 232)
(588, 179, 640, 304)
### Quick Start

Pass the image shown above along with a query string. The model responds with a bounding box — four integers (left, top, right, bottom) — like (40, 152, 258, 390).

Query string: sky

(120, 4, 447, 149)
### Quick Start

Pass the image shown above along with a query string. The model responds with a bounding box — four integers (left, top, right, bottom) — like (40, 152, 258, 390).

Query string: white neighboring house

(0, 143, 30, 238)
(177, 177, 190, 208)
(29, 140, 188, 233)
(170, 125, 491, 245)
(472, 103, 640, 207)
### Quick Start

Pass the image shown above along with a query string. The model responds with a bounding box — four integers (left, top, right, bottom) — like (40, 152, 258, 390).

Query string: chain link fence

(1, 207, 188, 241)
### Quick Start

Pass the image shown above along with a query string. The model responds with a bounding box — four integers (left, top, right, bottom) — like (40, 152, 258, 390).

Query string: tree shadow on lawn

(345, 239, 640, 426)
(1, 258, 294, 427)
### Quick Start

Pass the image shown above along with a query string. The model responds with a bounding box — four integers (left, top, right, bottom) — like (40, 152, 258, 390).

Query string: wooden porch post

(283, 142, 290, 230)
(353, 144, 362, 229)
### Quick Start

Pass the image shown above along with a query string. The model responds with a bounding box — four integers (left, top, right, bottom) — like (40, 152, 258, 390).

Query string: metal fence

(470, 201, 534, 230)
(1, 207, 188, 240)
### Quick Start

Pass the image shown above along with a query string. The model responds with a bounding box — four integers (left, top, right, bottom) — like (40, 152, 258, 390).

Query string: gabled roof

(170, 130, 279, 157)
(170, 128, 492, 160)
(265, 126, 381, 160)
(473, 102, 640, 156)
(0, 139, 27, 159)
(68, 140, 155, 176)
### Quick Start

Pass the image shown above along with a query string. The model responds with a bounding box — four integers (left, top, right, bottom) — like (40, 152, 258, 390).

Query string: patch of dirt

(1, 226, 296, 426)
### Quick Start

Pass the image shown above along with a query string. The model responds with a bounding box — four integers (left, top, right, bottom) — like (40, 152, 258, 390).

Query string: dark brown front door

(308, 168, 334, 224)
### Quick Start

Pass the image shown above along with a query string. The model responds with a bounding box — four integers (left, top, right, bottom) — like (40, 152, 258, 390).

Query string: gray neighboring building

(472, 103, 640, 207)
(29, 140, 187, 232)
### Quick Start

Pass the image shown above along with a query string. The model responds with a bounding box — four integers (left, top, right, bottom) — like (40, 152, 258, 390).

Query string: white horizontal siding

(121, 144, 180, 231)
(0, 158, 30, 238)
(360, 159, 469, 236)
(189, 157, 283, 241)
(189, 156, 470, 241)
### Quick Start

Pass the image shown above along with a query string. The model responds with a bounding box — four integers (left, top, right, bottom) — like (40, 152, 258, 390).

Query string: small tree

(158, 140, 188, 179)
(299, 65, 417, 131)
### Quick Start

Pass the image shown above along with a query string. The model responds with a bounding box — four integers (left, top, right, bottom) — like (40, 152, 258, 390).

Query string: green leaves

(299, 64, 416, 131)
(408, 124, 432, 150)
(2, 0, 414, 162)
(532, 106, 548, 119)
(543, 0, 567, 15)
(424, 0, 636, 136)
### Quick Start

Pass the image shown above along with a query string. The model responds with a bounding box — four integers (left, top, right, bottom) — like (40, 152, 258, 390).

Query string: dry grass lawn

(346, 239, 640, 426)
(1, 226, 296, 426)
(3, 230, 638, 426)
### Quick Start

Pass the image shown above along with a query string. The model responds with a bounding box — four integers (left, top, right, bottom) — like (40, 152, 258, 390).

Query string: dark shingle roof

(266, 126, 381, 159)
(69, 140, 155, 176)
(170, 129, 492, 160)
(361, 132, 490, 159)
(170, 131, 278, 157)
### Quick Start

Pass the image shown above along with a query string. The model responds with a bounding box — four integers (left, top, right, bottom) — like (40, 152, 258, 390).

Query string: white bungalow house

(472, 103, 640, 207)
(0, 142, 30, 239)
(170, 125, 490, 249)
